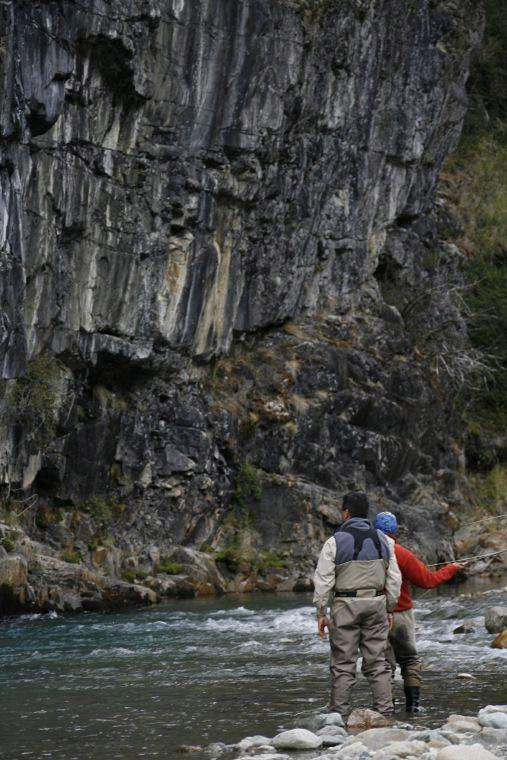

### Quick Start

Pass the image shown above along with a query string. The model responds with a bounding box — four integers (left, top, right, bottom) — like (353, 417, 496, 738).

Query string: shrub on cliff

(4, 355, 63, 451)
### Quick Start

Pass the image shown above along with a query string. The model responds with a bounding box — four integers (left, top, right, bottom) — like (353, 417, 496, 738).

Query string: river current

(1, 580, 506, 760)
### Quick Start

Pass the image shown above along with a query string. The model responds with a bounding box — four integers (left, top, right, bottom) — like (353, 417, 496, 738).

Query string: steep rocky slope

(1, 0, 496, 613)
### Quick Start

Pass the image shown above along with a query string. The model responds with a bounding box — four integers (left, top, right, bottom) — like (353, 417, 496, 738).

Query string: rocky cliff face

(0, 0, 493, 613)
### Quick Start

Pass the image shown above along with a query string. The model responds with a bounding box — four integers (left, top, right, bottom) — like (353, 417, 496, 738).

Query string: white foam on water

(15, 611, 59, 623)
(209, 606, 255, 617)
(89, 647, 136, 657)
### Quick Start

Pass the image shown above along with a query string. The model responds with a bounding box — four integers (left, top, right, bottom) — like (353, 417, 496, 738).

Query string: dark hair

(342, 491, 369, 518)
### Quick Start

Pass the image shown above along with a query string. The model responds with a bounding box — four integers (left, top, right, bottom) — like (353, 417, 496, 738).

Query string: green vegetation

(253, 550, 288, 571)
(215, 544, 287, 572)
(61, 550, 81, 564)
(469, 464, 507, 514)
(156, 558, 183, 575)
(121, 568, 149, 584)
(36, 505, 64, 529)
(81, 497, 125, 530)
(444, 0, 507, 435)
(4, 355, 63, 450)
(230, 460, 262, 512)
(1, 536, 15, 553)
(215, 545, 242, 570)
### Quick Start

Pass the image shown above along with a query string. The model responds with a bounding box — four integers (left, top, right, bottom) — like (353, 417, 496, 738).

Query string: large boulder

(485, 607, 507, 634)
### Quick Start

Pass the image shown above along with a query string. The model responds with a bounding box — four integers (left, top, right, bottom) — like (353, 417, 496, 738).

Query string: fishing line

(426, 547, 507, 567)
(457, 512, 507, 528)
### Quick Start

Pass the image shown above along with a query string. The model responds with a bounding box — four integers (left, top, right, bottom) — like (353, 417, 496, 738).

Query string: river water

(1, 579, 507, 760)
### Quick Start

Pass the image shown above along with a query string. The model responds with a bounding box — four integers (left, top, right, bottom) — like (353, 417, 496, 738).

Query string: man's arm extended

(396, 544, 459, 589)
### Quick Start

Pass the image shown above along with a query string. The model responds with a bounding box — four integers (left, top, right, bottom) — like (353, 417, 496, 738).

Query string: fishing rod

(426, 547, 507, 567)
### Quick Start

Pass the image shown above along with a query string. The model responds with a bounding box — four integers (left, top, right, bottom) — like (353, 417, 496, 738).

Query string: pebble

(436, 744, 501, 759)
(272, 728, 323, 750)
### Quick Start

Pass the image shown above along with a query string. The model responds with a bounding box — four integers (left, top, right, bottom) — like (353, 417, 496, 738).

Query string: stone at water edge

(478, 706, 507, 729)
(436, 744, 501, 759)
(490, 630, 507, 649)
(456, 673, 475, 679)
(300, 711, 345, 732)
(316, 725, 347, 737)
(373, 739, 428, 758)
(348, 727, 419, 751)
(272, 728, 323, 750)
(453, 622, 475, 634)
(442, 718, 481, 734)
(321, 711, 345, 727)
(485, 607, 507, 634)
(319, 734, 347, 746)
(332, 742, 370, 759)
(346, 709, 389, 729)
(235, 735, 272, 750)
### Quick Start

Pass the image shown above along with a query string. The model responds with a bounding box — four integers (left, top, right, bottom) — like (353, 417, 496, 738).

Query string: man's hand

(387, 613, 393, 629)
(317, 616, 330, 639)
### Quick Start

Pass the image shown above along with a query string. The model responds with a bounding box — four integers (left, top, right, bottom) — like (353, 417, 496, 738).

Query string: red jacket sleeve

(395, 544, 459, 589)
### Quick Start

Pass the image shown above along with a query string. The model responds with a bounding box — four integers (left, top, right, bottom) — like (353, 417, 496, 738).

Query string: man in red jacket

(374, 512, 462, 713)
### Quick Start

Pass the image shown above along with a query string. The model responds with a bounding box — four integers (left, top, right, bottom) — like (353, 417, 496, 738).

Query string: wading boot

(404, 686, 421, 713)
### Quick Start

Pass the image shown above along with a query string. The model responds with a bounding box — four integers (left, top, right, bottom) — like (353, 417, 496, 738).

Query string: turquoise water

(1, 585, 507, 760)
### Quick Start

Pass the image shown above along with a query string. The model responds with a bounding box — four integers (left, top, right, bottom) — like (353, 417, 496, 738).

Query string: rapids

(1, 580, 506, 759)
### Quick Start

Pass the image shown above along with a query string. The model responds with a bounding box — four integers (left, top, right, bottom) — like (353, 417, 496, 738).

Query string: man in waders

(374, 511, 462, 713)
(313, 492, 401, 719)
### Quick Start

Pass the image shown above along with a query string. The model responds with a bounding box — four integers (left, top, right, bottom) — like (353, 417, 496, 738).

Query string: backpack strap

(338, 524, 383, 560)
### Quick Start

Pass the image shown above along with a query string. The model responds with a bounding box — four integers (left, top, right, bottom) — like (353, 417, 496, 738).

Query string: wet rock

(272, 728, 322, 750)
(455, 673, 475, 679)
(453, 622, 475, 634)
(347, 710, 389, 730)
(204, 742, 227, 756)
(485, 607, 507, 634)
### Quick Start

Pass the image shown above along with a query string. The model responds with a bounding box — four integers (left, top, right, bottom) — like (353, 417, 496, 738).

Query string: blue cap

(374, 511, 398, 535)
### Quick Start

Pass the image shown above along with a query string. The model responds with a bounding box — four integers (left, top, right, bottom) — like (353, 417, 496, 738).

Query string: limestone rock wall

(0, 0, 489, 611)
